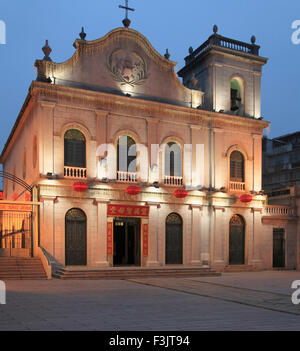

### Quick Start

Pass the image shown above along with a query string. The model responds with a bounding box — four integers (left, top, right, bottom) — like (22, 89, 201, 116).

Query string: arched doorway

(229, 214, 245, 265)
(165, 213, 183, 264)
(65, 208, 87, 266)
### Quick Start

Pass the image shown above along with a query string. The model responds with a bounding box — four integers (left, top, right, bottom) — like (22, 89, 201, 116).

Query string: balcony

(164, 175, 183, 186)
(64, 166, 87, 179)
(229, 181, 245, 192)
(117, 171, 138, 183)
(264, 206, 295, 217)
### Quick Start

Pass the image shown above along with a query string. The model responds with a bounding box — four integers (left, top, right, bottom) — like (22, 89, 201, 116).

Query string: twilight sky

(0, 0, 300, 153)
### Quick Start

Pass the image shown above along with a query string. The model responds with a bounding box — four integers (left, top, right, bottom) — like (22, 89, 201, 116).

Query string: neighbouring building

(1, 20, 299, 273)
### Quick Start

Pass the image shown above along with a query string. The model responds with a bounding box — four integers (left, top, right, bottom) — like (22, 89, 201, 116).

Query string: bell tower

(178, 25, 268, 119)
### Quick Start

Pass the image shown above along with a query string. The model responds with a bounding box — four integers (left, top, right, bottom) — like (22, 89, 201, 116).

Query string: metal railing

(0, 212, 32, 257)
(64, 166, 87, 179)
(117, 171, 138, 183)
(164, 175, 183, 186)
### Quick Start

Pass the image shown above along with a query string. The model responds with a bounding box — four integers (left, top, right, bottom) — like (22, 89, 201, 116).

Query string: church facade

(1, 24, 298, 271)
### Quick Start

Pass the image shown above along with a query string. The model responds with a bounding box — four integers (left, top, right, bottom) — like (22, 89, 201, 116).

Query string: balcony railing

(229, 181, 245, 192)
(64, 166, 87, 179)
(264, 206, 295, 217)
(164, 175, 183, 186)
(185, 33, 260, 65)
(117, 171, 138, 183)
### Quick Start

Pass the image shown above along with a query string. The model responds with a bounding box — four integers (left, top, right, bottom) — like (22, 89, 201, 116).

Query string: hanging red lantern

(239, 194, 252, 203)
(72, 182, 88, 193)
(174, 189, 188, 199)
(126, 185, 141, 196)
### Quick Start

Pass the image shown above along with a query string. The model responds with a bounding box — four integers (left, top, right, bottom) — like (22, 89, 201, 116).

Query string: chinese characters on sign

(107, 205, 149, 218)
(143, 224, 149, 256)
(107, 222, 113, 256)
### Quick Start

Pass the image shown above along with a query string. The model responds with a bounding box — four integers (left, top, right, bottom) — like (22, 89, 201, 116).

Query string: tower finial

(42, 40, 52, 61)
(79, 27, 86, 40)
(164, 49, 170, 60)
(213, 24, 218, 34)
(119, 0, 135, 28)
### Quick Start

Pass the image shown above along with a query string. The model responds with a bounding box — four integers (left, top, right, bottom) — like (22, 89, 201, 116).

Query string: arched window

(230, 151, 245, 182)
(166, 213, 183, 264)
(65, 208, 87, 266)
(229, 214, 245, 265)
(230, 78, 244, 114)
(64, 129, 86, 168)
(164, 142, 183, 186)
(117, 135, 137, 182)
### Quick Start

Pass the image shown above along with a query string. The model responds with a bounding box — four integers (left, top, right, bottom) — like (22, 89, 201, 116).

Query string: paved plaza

(0, 271, 300, 331)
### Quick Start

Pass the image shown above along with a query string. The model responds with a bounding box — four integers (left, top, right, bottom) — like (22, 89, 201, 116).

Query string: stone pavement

(0, 271, 299, 330)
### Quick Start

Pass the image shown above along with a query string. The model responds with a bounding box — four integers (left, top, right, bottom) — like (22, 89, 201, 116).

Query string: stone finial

(164, 48, 170, 60)
(251, 35, 256, 44)
(42, 40, 52, 61)
(79, 27, 86, 40)
(189, 46, 194, 55)
(122, 18, 131, 28)
(213, 24, 218, 34)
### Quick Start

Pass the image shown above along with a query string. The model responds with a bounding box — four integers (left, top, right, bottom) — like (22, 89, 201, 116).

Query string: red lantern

(12, 193, 18, 201)
(126, 185, 141, 196)
(0, 192, 6, 200)
(174, 189, 188, 199)
(72, 182, 88, 193)
(239, 194, 252, 203)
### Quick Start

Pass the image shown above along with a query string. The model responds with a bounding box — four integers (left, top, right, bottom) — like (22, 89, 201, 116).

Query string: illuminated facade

(1, 25, 299, 271)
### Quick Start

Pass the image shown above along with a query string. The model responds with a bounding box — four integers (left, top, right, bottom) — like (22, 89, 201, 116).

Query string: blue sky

(0, 0, 300, 152)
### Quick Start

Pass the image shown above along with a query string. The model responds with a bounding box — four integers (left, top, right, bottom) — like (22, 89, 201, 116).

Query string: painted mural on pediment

(35, 28, 203, 108)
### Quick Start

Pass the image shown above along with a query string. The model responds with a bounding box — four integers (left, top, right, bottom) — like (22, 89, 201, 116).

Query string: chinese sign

(107, 205, 149, 218)
(0, 203, 32, 212)
(107, 222, 113, 256)
(143, 224, 149, 256)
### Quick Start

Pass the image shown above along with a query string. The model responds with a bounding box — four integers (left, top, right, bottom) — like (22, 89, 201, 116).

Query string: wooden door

(166, 213, 183, 264)
(273, 228, 285, 268)
(65, 209, 87, 266)
(229, 215, 245, 265)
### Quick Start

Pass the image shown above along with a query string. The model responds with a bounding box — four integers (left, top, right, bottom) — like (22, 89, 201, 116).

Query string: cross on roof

(119, 0, 135, 27)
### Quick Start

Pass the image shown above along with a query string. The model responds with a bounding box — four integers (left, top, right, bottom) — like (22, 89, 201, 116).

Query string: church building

(1, 15, 298, 274)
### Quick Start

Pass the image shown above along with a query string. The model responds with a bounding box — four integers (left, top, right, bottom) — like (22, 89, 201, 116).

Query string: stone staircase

(53, 266, 221, 280)
(0, 257, 48, 280)
(222, 265, 260, 272)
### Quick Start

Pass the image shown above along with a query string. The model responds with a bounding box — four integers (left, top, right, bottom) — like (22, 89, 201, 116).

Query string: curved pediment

(35, 27, 203, 108)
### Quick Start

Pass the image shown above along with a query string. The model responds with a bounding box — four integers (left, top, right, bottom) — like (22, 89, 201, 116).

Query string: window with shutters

(64, 129, 87, 179)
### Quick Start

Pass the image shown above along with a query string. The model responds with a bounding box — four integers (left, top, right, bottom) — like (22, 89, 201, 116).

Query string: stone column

(40, 195, 57, 257)
(190, 205, 202, 265)
(212, 207, 226, 268)
(94, 199, 110, 267)
(251, 208, 262, 267)
(146, 202, 160, 267)
(146, 118, 159, 183)
(252, 134, 262, 192)
(39, 101, 56, 175)
(201, 205, 211, 267)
